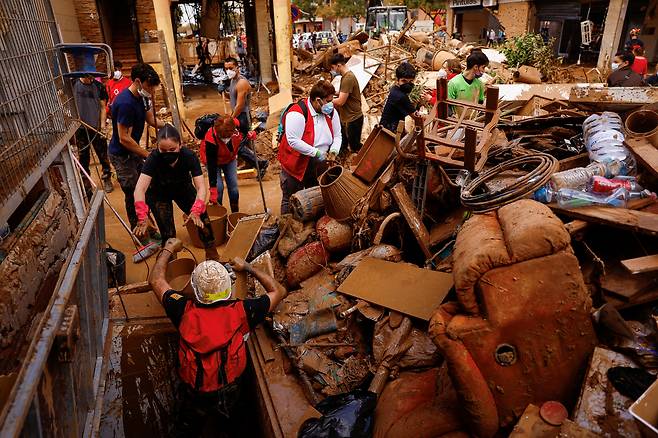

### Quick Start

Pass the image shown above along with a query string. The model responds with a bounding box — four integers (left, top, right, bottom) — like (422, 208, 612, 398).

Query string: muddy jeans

(174, 378, 242, 438)
(279, 157, 328, 214)
(75, 126, 112, 195)
(109, 152, 143, 230)
(147, 183, 215, 248)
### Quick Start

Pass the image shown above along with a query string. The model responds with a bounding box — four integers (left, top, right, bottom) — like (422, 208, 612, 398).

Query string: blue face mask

(321, 101, 334, 115)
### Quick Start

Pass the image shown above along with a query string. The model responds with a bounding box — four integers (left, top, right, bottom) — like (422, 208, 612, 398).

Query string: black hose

(460, 153, 558, 213)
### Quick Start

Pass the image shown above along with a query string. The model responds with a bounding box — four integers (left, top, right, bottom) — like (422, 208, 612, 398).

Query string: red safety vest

(177, 300, 250, 393)
(200, 128, 241, 165)
(105, 77, 131, 117)
(277, 100, 334, 181)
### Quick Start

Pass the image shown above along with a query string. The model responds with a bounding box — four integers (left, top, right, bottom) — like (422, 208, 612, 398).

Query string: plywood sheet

(622, 255, 658, 274)
(625, 138, 658, 179)
(220, 214, 266, 263)
(337, 258, 453, 320)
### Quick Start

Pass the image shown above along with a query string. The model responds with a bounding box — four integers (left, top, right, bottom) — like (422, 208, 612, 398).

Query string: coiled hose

(460, 153, 558, 213)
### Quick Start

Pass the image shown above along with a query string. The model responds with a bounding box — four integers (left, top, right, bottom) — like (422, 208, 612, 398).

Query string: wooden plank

(625, 138, 658, 179)
(390, 183, 432, 259)
(601, 264, 657, 301)
(337, 258, 453, 320)
(549, 202, 658, 237)
(220, 214, 266, 262)
(622, 255, 658, 274)
(605, 288, 658, 310)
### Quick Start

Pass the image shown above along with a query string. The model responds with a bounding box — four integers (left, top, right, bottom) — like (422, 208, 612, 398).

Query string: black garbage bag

(248, 225, 280, 261)
(106, 245, 126, 288)
(298, 390, 377, 438)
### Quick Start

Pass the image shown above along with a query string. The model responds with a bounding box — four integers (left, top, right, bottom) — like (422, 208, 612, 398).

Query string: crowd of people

(68, 30, 658, 435)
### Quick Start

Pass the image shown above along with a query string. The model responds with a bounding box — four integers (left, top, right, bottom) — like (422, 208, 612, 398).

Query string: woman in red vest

(200, 115, 242, 213)
(277, 80, 342, 214)
(149, 238, 288, 437)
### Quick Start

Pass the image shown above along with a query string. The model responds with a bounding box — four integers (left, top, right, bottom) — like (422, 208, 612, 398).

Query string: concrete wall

(0, 170, 77, 350)
(641, 0, 658, 63)
(50, 0, 82, 43)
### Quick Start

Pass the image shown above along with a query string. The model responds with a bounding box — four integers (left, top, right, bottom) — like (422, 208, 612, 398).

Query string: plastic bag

(248, 225, 280, 261)
(298, 390, 377, 438)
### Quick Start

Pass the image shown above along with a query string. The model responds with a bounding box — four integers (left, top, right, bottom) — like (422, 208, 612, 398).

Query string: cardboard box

(630, 379, 658, 437)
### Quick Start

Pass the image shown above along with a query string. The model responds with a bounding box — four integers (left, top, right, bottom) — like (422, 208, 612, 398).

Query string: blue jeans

(215, 159, 239, 207)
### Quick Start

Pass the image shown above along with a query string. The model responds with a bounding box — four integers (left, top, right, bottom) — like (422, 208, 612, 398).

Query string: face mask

(330, 70, 338, 78)
(475, 71, 484, 78)
(321, 101, 334, 115)
(399, 82, 414, 94)
(437, 69, 447, 79)
(159, 150, 179, 165)
(611, 62, 620, 71)
(113, 70, 122, 80)
(138, 83, 152, 99)
(226, 69, 237, 79)
(221, 137, 232, 144)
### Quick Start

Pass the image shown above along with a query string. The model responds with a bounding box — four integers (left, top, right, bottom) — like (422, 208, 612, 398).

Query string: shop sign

(449, 0, 481, 7)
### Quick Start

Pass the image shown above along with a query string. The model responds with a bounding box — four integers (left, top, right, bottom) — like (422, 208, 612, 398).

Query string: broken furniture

(417, 78, 501, 172)
(375, 200, 597, 437)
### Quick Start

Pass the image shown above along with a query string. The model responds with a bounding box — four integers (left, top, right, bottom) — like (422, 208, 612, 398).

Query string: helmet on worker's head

(191, 260, 233, 304)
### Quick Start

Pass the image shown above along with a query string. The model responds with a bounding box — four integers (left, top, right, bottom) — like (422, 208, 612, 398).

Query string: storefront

(449, 0, 499, 42)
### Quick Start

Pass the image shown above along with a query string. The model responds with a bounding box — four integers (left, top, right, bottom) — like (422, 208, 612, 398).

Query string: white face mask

(437, 68, 448, 79)
(226, 69, 237, 79)
(221, 137, 231, 144)
(611, 62, 620, 71)
(138, 83, 152, 99)
(113, 70, 122, 80)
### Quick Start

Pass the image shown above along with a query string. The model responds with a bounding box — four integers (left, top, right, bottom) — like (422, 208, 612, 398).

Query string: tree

(332, 0, 369, 22)
(295, 0, 321, 24)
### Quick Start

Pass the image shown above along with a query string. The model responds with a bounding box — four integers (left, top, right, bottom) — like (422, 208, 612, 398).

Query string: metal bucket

(625, 110, 658, 147)
(227, 212, 248, 238)
(165, 258, 196, 298)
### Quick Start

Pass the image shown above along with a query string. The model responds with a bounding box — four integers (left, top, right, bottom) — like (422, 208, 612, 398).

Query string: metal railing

(0, 0, 78, 226)
(0, 191, 108, 437)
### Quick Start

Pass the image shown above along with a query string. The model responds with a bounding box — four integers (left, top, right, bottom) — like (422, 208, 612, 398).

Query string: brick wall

(497, 1, 533, 39)
(136, 0, 159, 42)
(73, 0, 104, 43)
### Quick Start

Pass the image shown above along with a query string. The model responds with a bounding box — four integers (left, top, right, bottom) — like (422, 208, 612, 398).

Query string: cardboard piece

(630, 379, 658, 436)
(337, 258, 453, 320)
(330, 54, 381, 94)
(221, 214, 266, 299)
(266, 89, 293, 130)
(573, 347, 642, 437)
(120, 292, 167, 319)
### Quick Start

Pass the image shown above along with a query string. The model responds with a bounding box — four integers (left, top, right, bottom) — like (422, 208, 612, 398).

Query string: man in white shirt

(277, 80, 342, 214)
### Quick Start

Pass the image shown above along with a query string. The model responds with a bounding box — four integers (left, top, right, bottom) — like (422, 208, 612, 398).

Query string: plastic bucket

(227, 212, 248, 238)
(207, 204, 228, 245)
(165, 258, 196, 298)
(625, 110, 658, 147)
(106, 246, 126, 287)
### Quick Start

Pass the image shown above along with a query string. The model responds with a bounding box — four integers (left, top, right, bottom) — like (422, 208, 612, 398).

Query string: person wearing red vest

(278, 80, 342, 214)
(149, 237, 287, 437)
(200, 115, 242, 212)
(105, 60, 132, 118)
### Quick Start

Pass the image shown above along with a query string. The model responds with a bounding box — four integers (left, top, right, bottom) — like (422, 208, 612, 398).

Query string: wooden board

(337, 258, 453, 320)
(625, 138, 658, 179)
(549, 203, 658, 237)
(601, 264, 657, 301)
(220, 214, 266, 262)
(622, 254, 658, 274)
(391, 183, 432, 259)
(605, 288, 658, 310)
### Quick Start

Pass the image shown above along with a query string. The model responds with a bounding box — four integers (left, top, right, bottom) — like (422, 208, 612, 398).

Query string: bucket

(106, 245, 126, 287)
(625, 110, 658, 147)
(207, 204, 227, 245)
(165, 258, 196, 298)
(227, 212, 248, 238)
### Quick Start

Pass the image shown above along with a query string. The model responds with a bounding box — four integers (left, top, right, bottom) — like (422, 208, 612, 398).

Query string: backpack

(276, 100, 308, 144)
(194, 113, 219, 140)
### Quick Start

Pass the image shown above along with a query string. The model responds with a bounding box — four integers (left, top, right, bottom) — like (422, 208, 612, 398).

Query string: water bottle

(550, 163, 604, 191)
(532, 183, 554, 203)
(556, 187, 628, 209)
(589, 175, 642, 194)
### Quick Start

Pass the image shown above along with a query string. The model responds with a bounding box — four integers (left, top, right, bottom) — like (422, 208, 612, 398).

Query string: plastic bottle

(556, 187, 628, 209)
(589, 176, 642, 194)
(550, 163, 605, 191)
(532, 183, 554, 203)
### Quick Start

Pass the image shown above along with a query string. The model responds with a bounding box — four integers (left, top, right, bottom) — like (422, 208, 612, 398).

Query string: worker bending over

(133, 124, 219, 261)
(149, 238, 287, 437)
(278, 80, 341, 214)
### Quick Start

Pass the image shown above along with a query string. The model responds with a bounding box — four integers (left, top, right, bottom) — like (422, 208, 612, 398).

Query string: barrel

(290, 186, 324, 222)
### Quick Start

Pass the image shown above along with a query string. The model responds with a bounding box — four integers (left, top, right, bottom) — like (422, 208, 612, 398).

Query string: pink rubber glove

(209, 187, 219, 204)
(134, 201, 149, 222)
(190, 199, 206, 216)
(247, 131, 257, 141)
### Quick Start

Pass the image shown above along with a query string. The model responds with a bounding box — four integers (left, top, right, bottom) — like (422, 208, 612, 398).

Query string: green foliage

(332, 0, 369, 20)
(500, 33, 561, 79)
(401, 0, 446, 11)
(296, 0, 321, 21)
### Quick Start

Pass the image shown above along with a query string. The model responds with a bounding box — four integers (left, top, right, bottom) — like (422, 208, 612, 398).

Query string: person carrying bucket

(149, 238, 288, 437)
(133, 124, 219, 261)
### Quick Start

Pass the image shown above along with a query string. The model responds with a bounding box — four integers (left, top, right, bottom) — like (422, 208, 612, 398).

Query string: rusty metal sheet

(573, 347, 642, 437)
(221, 214, 266, 263)
(337, 257, 453, 320)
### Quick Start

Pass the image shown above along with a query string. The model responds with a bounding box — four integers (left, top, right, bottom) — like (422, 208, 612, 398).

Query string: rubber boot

(230, 201, 239, 213)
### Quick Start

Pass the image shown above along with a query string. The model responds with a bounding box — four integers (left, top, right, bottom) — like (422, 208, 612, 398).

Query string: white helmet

(190, 260, 233, 304)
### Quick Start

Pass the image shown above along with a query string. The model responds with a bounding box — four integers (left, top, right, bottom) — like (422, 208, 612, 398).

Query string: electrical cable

(460, 153, 558, 213)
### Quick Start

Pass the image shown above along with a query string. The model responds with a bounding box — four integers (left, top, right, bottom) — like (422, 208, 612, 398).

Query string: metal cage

(0, 0, 78, 226)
